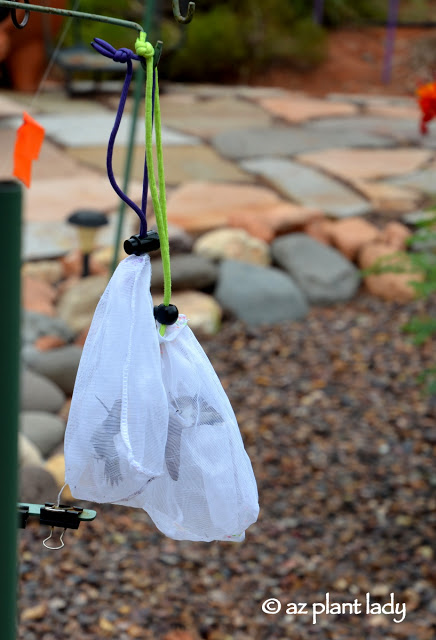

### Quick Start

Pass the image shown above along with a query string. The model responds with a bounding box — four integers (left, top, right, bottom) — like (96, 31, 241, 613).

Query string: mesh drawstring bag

(64, 254, 169, 504)
(64, 34, 259, 541)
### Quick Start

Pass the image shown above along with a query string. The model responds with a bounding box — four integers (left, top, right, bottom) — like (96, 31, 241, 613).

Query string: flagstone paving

(0, 93, 29, 117)
(388, 168, 436, 194)
(23, 210, 138, 261)
(0, 84, 435, 259)
(296, 148, 432, 182)
(241, 157, 372, 218)
(24, 175, 144, 223)
(256, 93, 357, 123)
(1, 113, 200, 148)
(159, 96, 273, 139)
(166, 181, 287, 234)
(4, 90, 106, 115)
(0, 128, 90, 182)
(348, 180, 423, 213)
(67, 144, 253, 186)
(212, 125, 393, 161)
(305, 115, 423, 146)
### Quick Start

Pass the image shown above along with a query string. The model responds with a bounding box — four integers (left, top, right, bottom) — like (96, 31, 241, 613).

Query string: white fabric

(65, 255, 259, 541)
(65, 255, 168, 505)
(139, 316, 259, 542)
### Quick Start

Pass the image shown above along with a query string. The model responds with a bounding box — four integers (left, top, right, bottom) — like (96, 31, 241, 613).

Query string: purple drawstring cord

(91, 38, 154, 237)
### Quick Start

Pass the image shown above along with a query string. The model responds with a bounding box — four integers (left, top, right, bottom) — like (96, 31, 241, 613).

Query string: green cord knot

(135, 31, 154, 58)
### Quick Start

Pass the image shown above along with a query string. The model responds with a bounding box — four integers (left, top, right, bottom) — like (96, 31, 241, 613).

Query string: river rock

(20, 411, 66, 457)
(358, 241, 423, 302)
(19, 465, 59, 504)
(19, 433, 44, 468)
(22, 311, 75, 346)
(57, 275, 107, 333)
(214, 259, 308, 326)
(45, 454, 74, 501)
(156, 291, 223, 335)
(151, 254, 218, 291)
(328, 217, 381, 260)
(22, 260, 65, 285)
(194, 228, 271, 266)
(272, 233, 361, 304)
(22, 345, 82, 395)
(21, 368, 66, 414)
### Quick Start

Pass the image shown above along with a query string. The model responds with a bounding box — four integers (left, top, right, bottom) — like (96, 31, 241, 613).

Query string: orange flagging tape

(13, 112, 45, 188)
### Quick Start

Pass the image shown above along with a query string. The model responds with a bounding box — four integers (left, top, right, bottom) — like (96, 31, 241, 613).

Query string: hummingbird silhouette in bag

(165, 394, 223, 481)
(92, 397, 123, 487)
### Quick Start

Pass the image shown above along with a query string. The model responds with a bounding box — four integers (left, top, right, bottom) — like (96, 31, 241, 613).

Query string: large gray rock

(214, 259, 308, 326)
(20, 411, 66, 457)
(21, 368, 66, 414)
(22, 345, 82, 395)
(19, 465, 59, 504)
(22, 310, 75, 346)
(272, 233, 360, 305)
(19, 433, 44, 468)
(151, 254, 218, 291)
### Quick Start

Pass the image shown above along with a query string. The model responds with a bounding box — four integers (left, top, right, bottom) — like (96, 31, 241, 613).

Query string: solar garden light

(67, 209, 109, 277)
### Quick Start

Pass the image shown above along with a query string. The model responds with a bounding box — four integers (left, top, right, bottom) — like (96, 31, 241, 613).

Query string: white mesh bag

(136, 315, 259, 542)
(64, 254, 169, 505)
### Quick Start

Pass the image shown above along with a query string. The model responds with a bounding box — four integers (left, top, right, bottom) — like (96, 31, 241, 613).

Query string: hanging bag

(64, 38, 168, 505)
(65, 33, 259, 540)
(138, 317, 259, 541)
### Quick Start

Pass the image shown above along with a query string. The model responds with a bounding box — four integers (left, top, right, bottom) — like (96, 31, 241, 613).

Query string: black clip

(18, 505, 29, 529)
(40, 503, 83, 530)
(40, 503, 83, 550)
(124, 230, 160, 256)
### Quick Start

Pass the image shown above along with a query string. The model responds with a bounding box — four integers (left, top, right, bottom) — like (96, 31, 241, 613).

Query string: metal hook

(172, 0, 195, 24)
(43, 527, 66, 551)
(10, 0, 29, 28)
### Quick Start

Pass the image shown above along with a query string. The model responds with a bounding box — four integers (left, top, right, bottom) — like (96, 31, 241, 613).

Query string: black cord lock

(124, 230, 160, 256)
(154, 304, 179, 326)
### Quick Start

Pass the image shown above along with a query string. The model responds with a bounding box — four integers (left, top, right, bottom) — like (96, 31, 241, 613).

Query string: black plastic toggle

(39, 503, 83, 531)
(124, 230, 160, 256)
(154, 304, 179, 326)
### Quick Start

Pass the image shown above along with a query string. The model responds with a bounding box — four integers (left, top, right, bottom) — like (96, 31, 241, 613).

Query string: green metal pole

(0, 180, 22, 639)
(111, 0, 155, 275)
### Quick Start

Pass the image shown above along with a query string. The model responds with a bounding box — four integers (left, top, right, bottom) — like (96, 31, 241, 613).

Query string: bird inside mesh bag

(64, 256, 259, 542)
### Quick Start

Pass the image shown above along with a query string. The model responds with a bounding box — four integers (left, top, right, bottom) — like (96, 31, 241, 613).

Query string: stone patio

(0, 82, 433, 259)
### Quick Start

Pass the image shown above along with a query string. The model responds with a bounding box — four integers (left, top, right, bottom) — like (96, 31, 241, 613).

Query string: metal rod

(172, 0, 195, 24)
(382, 0, 400, 84)
(0, 0, 144, 34)
(0, 179, 22, 640)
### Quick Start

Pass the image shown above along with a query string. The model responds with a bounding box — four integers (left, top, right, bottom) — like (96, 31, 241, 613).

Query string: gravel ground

(18, 292, 436, 640)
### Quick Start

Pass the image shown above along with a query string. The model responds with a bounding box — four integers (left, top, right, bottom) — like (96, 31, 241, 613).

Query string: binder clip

(40, 503, 83, 551)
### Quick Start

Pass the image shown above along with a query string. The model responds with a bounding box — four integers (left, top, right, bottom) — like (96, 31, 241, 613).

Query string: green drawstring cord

(135, 32, 171, 337)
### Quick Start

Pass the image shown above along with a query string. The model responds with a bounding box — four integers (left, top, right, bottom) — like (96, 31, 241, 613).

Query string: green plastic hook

(172, 0, 195, 24)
